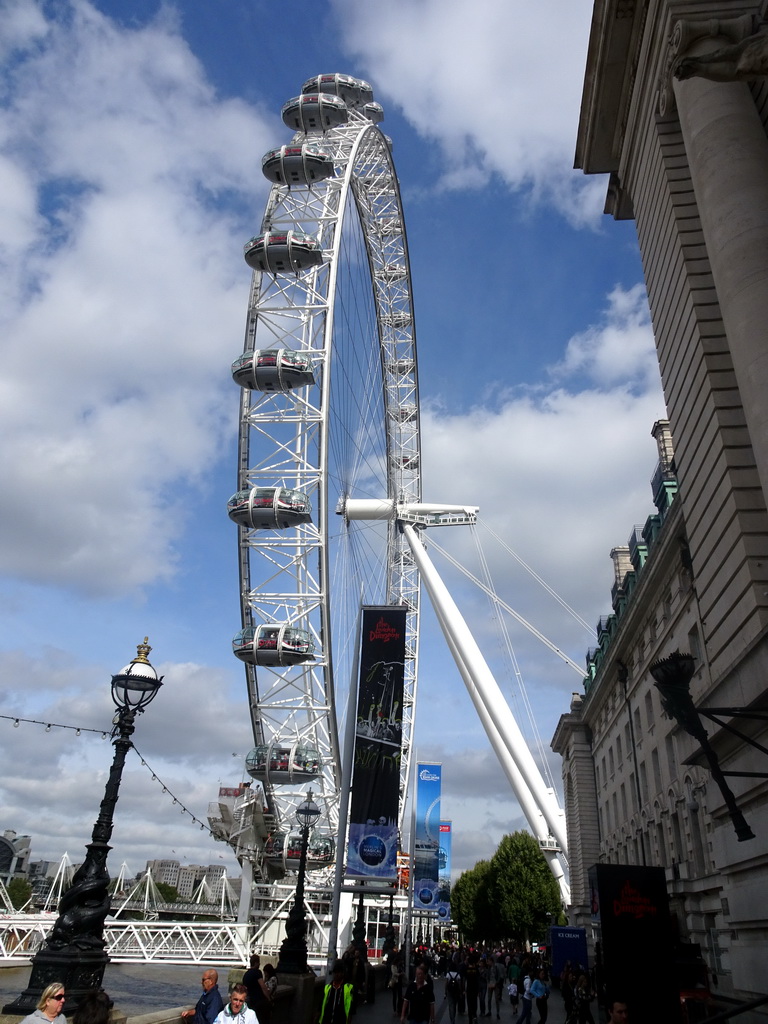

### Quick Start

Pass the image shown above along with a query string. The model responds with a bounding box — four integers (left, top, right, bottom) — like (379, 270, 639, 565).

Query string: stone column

(670, 15, 768, 506)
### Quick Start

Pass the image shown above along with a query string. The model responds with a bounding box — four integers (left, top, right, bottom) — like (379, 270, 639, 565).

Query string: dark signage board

(588, 863, 677, 1020)
(346, 606, 405, 879)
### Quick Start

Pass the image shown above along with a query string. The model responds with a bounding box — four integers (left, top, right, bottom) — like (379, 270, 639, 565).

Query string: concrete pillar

(672, 19, 768, 507)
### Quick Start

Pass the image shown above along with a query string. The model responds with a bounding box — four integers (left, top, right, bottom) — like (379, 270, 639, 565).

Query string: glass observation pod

(301, 73, 373, 108)
(227, 487, 312, 530)
(381, 311, 413, 329)
(361, 101, 384, 124)
(387, 357, 415, 377)
(232, 349, 316, 392)
(243, 231, 324, 275)
(245, 742, 321, 781)
(389, 404, 417, 423)
(265, 831, 336, 870)
(377, 217, 402, 236)
(281, 93, 349, 132)
(261, 144, 335, 187)
(394, 454, 420, 471)
(376, 266, 407, 283)
(232, 624, 315, 667)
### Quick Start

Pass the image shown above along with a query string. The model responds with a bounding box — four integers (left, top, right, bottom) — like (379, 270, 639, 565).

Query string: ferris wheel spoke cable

(480, 519, 594, 635)
(471, 528, 558, 793)
(428, 536, 584, 677)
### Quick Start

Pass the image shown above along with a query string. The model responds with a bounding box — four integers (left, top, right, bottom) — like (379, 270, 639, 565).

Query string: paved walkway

(360, 977, 570, 1024)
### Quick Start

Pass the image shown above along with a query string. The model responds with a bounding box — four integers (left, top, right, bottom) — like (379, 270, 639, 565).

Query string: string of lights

(0, 713, 108, 738)
(0, 713, 258, 859)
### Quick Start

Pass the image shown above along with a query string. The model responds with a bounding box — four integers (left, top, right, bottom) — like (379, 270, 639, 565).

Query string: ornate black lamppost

(381, 893, 396, 960)
(649, 650, 754, 841)
(4, 639, 163, 1014)
(351, 889, 367, 956)
(276, 789, 320, 974)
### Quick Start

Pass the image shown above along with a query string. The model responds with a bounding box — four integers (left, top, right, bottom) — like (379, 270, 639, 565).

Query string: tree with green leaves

(487, 831, 560, 943)
(6, 877, 33, 910)
(450, 858, 492, 941)
(451, 831, 561, 945)
(155, 881, 179, 903)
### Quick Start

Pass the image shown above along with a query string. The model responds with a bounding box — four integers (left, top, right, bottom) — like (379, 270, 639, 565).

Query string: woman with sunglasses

(21, 983, 67, 1024)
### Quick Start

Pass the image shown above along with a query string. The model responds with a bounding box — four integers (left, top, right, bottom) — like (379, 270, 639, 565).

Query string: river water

(0, 963, 229, 1017)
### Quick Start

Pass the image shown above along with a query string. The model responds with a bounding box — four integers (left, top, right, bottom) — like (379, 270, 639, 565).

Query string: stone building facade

(553, 0, 768, 1002)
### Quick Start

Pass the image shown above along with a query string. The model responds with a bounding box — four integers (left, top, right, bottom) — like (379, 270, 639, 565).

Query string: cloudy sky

(0, 0, 667, 882)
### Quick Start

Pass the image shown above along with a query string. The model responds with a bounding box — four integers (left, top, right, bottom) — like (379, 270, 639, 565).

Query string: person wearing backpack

(444, 966, 464, 1024)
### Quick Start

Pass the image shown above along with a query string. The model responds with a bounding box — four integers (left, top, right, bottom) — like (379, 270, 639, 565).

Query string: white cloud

(0, 0, 274, 596)
(551, 283, 659, 390)
(0, 0, 49, 63)
(0, 651, 252, 868)
(333, 0, 605, 224)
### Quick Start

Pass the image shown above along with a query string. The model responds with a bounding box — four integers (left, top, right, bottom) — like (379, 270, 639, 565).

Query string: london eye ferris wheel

(227, 73, 422, 878)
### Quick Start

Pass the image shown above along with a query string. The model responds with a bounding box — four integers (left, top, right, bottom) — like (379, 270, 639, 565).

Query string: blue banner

(413, 762, 441, 910)
(435, 820, 452, 921)
(347, 606, 405, 879)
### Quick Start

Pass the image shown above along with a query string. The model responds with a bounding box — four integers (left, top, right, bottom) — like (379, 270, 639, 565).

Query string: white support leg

(402, 524, 569, 855)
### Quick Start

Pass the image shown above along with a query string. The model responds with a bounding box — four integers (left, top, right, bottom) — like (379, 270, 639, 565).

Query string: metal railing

(0, 917, 255, 965)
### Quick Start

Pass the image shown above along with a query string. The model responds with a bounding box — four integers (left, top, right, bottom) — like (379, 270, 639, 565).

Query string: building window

(621, 783, 628, 820)
(688, 624, 701, 662)
(707, 917, 727, 975)
(666, 733, 677, 775)
(672, 804, 685, 864)
(616, 734, 623, 766)
(609, 747, 615, 778)
(639, 761, 649, 804)
(652, 748, 662, 795)
(634, 707, 643, 744)
(645, 691, 655, 729)
(656, 819, 667, 867)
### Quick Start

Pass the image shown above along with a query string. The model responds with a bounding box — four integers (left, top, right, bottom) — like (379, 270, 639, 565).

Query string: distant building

(0, 831, 30, 884)
(145, 859, 181, 887)
(556, 0, 768, 1002)
(176, 864, 200, 899)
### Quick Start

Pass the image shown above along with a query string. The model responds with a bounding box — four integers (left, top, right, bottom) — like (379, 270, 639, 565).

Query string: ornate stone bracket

(658, 12, 762, 117)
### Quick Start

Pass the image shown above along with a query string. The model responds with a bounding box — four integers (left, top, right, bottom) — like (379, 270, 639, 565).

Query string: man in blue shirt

(182, 969, 225, 1024)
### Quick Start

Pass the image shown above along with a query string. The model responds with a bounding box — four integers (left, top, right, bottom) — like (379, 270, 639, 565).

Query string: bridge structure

(0, 915, 256, 966)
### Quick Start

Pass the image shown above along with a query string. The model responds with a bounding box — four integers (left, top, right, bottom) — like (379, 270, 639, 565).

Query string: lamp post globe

(3, 639, 163, 1015)
(276, 789, 320, 974)
(295, 792, 321, 831)
(110, 638, 163, 713)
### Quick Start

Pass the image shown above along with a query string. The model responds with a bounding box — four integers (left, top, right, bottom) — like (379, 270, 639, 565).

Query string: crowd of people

(385, 945, 629, 1024)
(17, 945, 628, 1024)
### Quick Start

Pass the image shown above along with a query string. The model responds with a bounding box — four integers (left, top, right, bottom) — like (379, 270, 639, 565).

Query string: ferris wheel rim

(233, 89, 421, 866)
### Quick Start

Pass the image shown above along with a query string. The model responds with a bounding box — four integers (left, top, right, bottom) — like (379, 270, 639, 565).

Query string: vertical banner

(413, 762, 441, 909)
(435, 821, 452, 921)
(346, 606, 406, 878)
